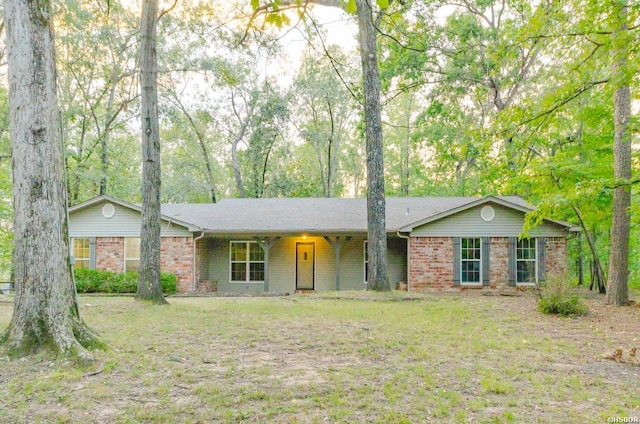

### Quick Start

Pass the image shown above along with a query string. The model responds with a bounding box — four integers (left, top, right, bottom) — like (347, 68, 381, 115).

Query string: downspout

(396, 230, 410, 291)
(192, 230, 205, 292)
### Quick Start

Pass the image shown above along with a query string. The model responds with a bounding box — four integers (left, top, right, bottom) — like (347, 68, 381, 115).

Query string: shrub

(74, 268, 178, 295)
(537, 277, 587, 316)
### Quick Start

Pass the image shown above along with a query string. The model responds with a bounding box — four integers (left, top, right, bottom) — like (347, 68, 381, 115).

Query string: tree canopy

(0, 0, 638, 299)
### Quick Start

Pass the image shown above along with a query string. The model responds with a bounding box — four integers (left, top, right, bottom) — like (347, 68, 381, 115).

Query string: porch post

(255, 237, 280, 292)
(324, 236, 352, 291)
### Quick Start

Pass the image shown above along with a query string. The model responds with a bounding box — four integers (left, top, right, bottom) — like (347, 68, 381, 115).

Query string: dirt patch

(0, 292, 639, 423)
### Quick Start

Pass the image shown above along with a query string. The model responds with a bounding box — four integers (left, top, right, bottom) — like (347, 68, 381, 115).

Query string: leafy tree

(56, 0, 139, 201)
(2, 0, 102, 360)
(0, 87, 12, 280)
(291, 46, 358, 197)
(240, 81, 291, 198)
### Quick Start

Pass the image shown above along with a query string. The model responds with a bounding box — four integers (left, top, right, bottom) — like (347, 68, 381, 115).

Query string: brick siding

(489, 237, 509, 289)
(409, 237, 453, 290)
(160, 237, 194, 292)
(94, 236, 195, 292)
(545, 237, 567, 282)
(96, 237, 124, 272)
(409, 236, 567, 291)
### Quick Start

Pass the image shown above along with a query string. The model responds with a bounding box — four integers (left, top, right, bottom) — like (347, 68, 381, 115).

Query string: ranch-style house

(67, 195, 577, 293)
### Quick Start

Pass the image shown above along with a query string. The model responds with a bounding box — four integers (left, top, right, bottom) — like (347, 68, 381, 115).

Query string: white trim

(229, 240, 265, 284)
(480, 205, 495, 222)
(363, 240, 368, 284)
(102, 203, 116, 218)
(124, 237, 140, 273)
(295, 241, 316, 290)
(71, 237, 90, 268)
(460, 237, 482, 285)
(516, 238, 537, 285)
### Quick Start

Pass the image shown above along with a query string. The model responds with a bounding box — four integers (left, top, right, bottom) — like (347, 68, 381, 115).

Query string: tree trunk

(99, 65, 120, 196)
(137, 0, 167, 304)
(607, 0, 631, 306)
(573, 206, 606, 293)
(356, 0, 389, 291)
(2, 0, 101, 360)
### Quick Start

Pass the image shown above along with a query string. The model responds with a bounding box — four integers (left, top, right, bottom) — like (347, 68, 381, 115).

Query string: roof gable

(399, 196, 575, 234)
(69, 195, 576, 235)
(69, 195, 197, 231)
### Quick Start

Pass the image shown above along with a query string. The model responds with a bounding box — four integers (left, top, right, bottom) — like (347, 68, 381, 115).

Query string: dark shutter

(89, 237, 97, 269)
(482, 237, 490, 286)
(508, 237, 517, 286)
(453, 237, 461, 287)
(537, 237, 546, 283)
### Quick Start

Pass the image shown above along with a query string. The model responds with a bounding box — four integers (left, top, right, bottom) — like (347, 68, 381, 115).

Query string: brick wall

(94, 236, 194, 293)
(96, 237, 124, 272)
(408, 236, 567, 291)
(409, 237, 453, 290)
(490, 237, 509, 289)
(545, 237, 567, 281)
(160, 236, 194, 292)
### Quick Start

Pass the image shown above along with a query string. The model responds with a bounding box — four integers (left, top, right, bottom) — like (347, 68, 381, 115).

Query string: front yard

(0, 291, 638, 423)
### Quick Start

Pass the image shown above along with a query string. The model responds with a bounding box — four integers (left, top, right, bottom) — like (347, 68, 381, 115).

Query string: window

(124, 237, 140, 273)
(516, 238, 537, 284)
(461, 238, 481, 285)
(363, 241, 369, 284)
(72, 238, 90, 269)
(230, 241, 264, 283)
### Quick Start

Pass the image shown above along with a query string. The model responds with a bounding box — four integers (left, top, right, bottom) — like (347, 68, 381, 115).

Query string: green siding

(410, 204, 567, 238)
(69, 201, 191, 237)
(205, 235, 407, 293)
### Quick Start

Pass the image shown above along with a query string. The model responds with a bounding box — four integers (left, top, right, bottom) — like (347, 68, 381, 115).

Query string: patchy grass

(0, 291, 639, 423)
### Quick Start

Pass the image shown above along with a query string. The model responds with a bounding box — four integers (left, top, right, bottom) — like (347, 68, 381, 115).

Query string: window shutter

(537, 237, 546, 283)
(453, 237, 461, 287)
(89, 237, 97, 269)
(482, 237, 490, 286)
(508, 237, 517, 286)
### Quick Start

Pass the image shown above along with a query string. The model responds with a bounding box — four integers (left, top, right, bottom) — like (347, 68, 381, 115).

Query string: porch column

(324, 236, 352, 291)
(255, 237, 280, 292)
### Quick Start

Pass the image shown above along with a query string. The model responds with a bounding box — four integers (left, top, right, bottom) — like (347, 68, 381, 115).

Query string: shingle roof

(160, 196, 542, 234)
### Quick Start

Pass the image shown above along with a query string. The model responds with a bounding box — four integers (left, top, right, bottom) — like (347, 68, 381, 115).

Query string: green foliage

(0, 86, 12, 280)
(537, 279, 588, 316)
(74, 269, 177, 295)
(538, 294, 588, 317)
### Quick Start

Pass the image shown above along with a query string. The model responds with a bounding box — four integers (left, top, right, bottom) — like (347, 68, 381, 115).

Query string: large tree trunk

(607, 0, 631, 306)
(2, 0, 101, 360)
(137, 0, 167, 304)
(356, 0, 389, 291)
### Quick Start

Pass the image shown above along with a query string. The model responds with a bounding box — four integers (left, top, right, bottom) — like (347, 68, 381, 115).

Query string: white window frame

(460, 237, 482, 286)
(516, 238, 537, 285)
(363, 240, 368, 284)
(124, 237, 140, 273)
(229, 241, 265, 283)
(72, 237, 91, 269)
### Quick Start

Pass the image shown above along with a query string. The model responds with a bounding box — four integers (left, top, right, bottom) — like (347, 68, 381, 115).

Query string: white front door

(296, 242, 315, 290)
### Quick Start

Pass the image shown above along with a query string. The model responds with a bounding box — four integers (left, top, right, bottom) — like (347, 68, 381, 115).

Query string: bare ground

(0, 290, 638, 423)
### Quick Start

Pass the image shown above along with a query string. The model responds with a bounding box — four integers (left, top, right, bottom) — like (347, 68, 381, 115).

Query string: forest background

(0, 0, 638, 289)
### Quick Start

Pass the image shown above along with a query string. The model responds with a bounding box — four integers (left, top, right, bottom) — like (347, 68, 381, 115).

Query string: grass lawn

(0, 291, 639, 423)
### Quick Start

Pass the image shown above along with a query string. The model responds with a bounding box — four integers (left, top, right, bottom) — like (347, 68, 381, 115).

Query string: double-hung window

(124, 237, 141, 273)
(516, 238, 536, 284)
(461, 238, 481, 285)
(72, 238, 90, 269)
(230, 241, 264, 283)
(364, 241, 369, 284)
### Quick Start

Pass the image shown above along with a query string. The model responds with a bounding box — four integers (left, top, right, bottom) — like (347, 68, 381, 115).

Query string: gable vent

(481, 205, 495, 222)
(102, 203, 116, 219)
